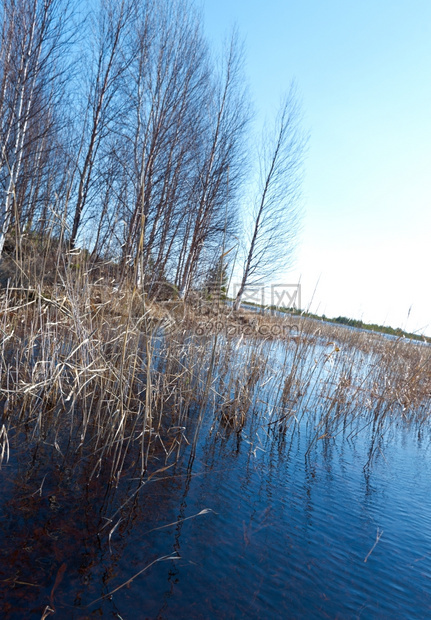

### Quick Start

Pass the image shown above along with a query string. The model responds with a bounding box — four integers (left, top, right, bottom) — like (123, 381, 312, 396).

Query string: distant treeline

(287, 308, 430, 343)
(237, 300, 430, 343)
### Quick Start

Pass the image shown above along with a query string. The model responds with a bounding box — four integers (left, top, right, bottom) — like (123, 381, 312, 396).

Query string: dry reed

(1, 241, 430, 492)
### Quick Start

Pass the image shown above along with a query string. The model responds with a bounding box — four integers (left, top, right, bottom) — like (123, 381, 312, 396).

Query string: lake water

(1, 334, 430, 619)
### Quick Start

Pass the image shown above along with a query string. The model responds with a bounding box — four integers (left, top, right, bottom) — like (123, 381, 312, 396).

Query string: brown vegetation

(1, 241, 430, 490)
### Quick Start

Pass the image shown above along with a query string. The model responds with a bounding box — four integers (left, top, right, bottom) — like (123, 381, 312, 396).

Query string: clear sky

(202, 0, 431, 335)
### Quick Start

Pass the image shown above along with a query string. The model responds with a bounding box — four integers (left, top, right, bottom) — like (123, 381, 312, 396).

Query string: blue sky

(202, 0, 431, 334)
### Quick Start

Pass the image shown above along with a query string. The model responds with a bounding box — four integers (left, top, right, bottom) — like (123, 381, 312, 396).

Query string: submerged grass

(0, 246, 430, 494)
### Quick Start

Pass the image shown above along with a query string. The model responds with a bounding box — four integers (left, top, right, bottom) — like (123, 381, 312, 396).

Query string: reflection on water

(1, 336, 431, 619)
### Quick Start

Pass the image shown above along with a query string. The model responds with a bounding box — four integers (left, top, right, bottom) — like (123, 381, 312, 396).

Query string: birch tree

(68, 0, 136, 249)
(234, 86, 306, 311)
(0, 0, 71, 256)
(117, 0, 209, 288)
(176, 31, 249, 298)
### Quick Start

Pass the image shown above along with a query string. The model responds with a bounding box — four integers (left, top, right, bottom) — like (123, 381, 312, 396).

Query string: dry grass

(0, 249, 194, 484)
(0, 244, 430, 489)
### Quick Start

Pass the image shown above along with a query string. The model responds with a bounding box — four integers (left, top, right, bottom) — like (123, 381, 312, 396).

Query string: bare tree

(233, 86, 306, 311)
(176, 30, 249, 298)
(118, 0, 209, 288)
(0, 0, 72, 256)
(68, 0, 136, 249)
